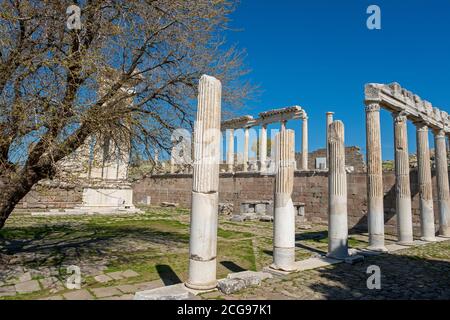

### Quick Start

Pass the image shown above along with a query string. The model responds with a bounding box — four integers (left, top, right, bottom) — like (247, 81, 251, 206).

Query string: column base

(420, 236, 437, 242)
(438, 226, 450, 238)
(366, 245, 388, 252)
(397, 240, 415, 246)
(184, 281, 217, 291)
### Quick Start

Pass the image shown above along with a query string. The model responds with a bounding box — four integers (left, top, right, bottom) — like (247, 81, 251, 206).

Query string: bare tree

(0, 0, 252, 229)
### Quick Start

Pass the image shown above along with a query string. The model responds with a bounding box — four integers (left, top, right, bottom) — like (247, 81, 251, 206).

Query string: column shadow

(155, 264, 182, 286)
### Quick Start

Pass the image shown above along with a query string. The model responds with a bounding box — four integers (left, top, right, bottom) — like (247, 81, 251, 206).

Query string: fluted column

(434, 129, 450, 237)
(302, 116, 308, 170)
(416, 122, 436, 242)
(186, 75, 222, 290)
(393, 113, 414, 245)
(326, 112, 334, 169)
(327, 120, 349, 259)
(259, 125, 267, 172)
(281, 120, 287, 132)
(227, 129, 234, 173)
(272, 129, 296, 271)
(365, 103, 386, 251)
(243, 127, 249, 172)
(170, 147, 176, 174)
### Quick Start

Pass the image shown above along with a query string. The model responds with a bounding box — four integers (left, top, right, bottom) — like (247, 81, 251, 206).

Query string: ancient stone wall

(133, 170, 444, 233)
(296, 147, 365, 172)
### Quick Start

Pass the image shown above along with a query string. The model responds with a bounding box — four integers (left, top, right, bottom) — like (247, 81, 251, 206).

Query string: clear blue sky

(225, 0, 450, 160)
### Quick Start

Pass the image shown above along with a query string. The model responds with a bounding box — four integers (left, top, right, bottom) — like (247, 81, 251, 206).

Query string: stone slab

(122, 269, 139, 278)
(294, 257, 341, 271)
(386, 243, 410, 252)
(15, 280, 41, 294)
(94, 274, 114, 283)
(99, 294, 134, 300)
(134, 283, 194, 300)
(91, 287, 122, 298)
(106, 271, 125, 280)
(0, 285, 16, 297)
(63, 289, 94, 300)
(218, 271, 273, 295)
(18, 272, 32, 283)
(344, 254, 365, 265)
(38, 295, 64, 300)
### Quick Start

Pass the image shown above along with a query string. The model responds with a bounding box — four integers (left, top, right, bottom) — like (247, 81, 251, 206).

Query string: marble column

(259, 125, 267, 173)
(227, 129, 234, 173)
(326, 112, 334, 169)
(243, 127, 249, 172)
(393, 113, 414, 245)
(416, 122, 436, 242)
(170, 148, 175, 174)
(365, 103, 386, 251)
(327, 120, 349, 259)
(154, 149, 159, 165)
(272, 129, 296, 271)
(301, 116, 308, 171)
(186, 75, 222, 290)
(281, 120, 287, 132)
(434, 129, 450, 237)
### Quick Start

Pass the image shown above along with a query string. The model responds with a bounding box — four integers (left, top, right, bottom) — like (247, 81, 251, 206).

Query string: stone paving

(1, 208, 449, 300)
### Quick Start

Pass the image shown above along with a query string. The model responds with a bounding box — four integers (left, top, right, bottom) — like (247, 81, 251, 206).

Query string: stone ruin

(135, 76, 450, 300)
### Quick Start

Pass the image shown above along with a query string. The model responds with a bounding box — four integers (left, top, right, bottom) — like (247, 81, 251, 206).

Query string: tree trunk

(0, 167, 47, 229)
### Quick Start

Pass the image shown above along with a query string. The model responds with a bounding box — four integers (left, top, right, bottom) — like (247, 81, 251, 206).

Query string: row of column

(366, 103, 450, 251)
(225, 118, 309, 173)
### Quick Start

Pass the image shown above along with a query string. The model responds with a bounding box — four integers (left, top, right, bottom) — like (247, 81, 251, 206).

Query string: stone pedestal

(186, 75, 222, 290)
(434, 129, 450, 237)
(272, 129, 296, 271)
(327, 120, 349, 259)
(365, 103, 386, 251)
(393, 113, 414, 245)
(416, 123, 436, 242)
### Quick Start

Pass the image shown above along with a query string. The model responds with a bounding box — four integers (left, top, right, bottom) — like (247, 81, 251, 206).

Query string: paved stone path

(199, 240, 450, 300)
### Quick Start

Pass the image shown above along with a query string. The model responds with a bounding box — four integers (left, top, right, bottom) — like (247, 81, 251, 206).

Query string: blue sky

(225, 0, 450, 160)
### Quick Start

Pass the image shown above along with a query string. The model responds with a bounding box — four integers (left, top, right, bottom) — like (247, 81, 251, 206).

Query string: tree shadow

(305, 251, 450, 299)
(155, 264, 182, 285)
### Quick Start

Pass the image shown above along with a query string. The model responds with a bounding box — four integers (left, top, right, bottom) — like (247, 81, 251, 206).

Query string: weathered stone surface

(94, 274, 113, 283)
(255, 204, 266, 215)
(18, 272, 32, 283)
(0, 285, 16, 297)
(219, 203, 233, 215)
(15, 280, 41, 294)
(134, 283, 193, 300)
(91, 286, 122, 298)
(217, 278, 246, 295)
(122, 269, 139, 278)
(63, 289, 94, 300)
(106, 271, 124, 280)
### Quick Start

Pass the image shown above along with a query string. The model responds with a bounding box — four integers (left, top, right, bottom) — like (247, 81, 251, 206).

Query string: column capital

(414, 121, 429, 131)
(365, 103, 380, 112)
(434, 128, 446, 138)
(392, 111, 408, 123)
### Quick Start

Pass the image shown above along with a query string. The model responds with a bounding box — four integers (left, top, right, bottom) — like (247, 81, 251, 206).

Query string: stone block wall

(133, 170, 443, 233)
(296, 147, 365, 172)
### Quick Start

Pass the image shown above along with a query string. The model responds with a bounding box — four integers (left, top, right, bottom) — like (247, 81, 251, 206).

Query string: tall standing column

(365, 103, 386, 251)
(259, 125, 267, 172)
(327, 120, 349, 259)
(186, 75, 222, 290)
(272, 129, 296, 271)
(227, 129, 235, 173)
(326, 112, 334, 169)
(281, 120, 287, 132)
(170, 148, 176, 174)
(434, 129, 450, 237)
(243, 127, 249, 172)
(302, 116, 308, 170)
(393, 113, 414, 245)
(416, 122, 436, 242)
